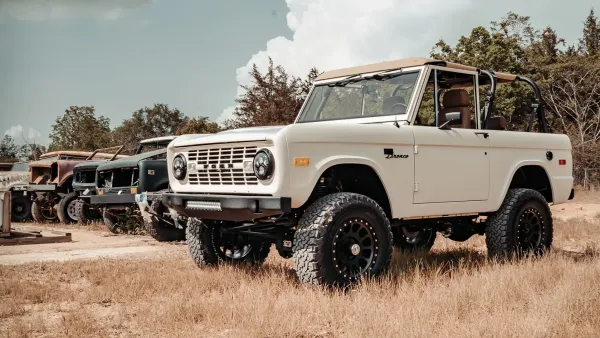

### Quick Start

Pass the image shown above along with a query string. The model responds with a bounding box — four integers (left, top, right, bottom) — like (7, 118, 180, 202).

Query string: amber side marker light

(559, 159, 567, 165)
(294, 157, 310, 167)
(130, 187, 138, 194)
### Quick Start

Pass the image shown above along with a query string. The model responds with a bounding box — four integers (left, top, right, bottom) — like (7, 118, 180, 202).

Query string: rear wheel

(31, 195, 59, 223)
(11, 195, 32, 222)
(57, 192, 79, 224)
(485, 188, 553, 258)
(293, 192, 393, 287)
(392, 226, 436, 253)
(186, 218, 270, 267)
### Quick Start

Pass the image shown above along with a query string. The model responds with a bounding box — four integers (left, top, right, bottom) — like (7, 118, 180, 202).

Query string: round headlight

(253, 149, 274, 180)
(173, 154, 187, 180)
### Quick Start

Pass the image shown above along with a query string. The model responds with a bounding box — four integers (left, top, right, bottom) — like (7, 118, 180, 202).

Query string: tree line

(1, 9, 599, 181)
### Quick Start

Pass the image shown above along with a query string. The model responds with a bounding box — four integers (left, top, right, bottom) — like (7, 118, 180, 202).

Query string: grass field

(1, 194, 600, 337)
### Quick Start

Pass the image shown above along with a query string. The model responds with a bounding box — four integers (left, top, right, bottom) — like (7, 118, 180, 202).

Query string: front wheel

(144, 195, 186, 242)
(31, 195, 59, 223)
(57, 192, 79, 224)
(185, 218, 271, 267)
(11, 195, 32, 222)
(485, 188, 553, 258)
(293, 192, 393, 287)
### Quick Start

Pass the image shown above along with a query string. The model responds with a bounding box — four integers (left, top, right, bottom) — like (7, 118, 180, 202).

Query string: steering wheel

(388, 102, 407, 115)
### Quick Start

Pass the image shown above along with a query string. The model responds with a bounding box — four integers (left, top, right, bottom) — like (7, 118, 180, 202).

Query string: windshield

(297, 70, 420, 123)
(10, 163, 29, 172)
(135, 142, 171, 155)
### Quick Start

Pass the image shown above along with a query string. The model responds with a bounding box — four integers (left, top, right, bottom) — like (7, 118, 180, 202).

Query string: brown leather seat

(487, 116, 507, 130)
(437, 89, 473, 128)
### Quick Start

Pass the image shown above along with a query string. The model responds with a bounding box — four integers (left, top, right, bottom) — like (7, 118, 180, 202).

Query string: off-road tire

(293, 192, 393, 287)
(485, 188, 553, 258)
(75, 199, 95, 225)
(11, 195, 32, 222)
(102, 209, 122, 234)
(31, 195, 59, 223)
(57, 192, 79, 224)
(185, 218, 270, 267)
(144, 195, 185, 242)
(392, 227, 436, 253)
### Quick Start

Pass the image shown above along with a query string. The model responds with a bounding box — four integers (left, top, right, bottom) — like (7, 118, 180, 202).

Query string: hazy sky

(0, 0, 596, 146)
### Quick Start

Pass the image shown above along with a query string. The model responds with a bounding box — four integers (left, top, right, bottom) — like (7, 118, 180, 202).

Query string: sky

(0, 0, 597, 146)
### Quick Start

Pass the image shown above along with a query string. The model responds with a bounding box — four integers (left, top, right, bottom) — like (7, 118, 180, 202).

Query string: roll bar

(478, 70, 548, 133)
(86, 145, 125, 161)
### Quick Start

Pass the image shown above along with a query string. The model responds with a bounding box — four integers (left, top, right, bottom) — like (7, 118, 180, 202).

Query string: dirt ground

(1, 200, 599, 266)
(0, 224, 186, 266)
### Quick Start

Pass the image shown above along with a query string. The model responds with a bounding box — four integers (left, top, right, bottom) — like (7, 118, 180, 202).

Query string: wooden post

(1, 191, 11, 235)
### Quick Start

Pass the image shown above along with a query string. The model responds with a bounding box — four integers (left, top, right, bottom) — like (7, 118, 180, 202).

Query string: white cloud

(217, 0, 473, 123)
(0, 0, 152, 21)
(216, 106, 236, 124)
(4, 125, 41, 144)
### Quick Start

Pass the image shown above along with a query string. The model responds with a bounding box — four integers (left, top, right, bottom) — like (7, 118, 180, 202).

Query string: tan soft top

(315, 57, 517, 82)
(39, 151, 127, 160)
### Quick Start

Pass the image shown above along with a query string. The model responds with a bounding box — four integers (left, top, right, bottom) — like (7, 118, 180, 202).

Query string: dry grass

(2, 215, 600, 337)
(3, 192, 600, 337)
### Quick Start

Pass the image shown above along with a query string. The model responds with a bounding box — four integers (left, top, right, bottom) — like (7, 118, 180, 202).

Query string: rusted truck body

(27, 149, 127, 223)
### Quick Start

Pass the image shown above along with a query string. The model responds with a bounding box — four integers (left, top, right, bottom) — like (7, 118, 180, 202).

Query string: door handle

(475, 132, 489, 138)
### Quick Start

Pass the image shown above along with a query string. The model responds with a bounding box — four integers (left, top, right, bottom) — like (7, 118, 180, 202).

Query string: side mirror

(438, 112, 462, 130)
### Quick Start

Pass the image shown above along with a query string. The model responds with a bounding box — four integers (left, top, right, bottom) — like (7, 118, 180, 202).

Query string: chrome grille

(187, 146, 258, 185)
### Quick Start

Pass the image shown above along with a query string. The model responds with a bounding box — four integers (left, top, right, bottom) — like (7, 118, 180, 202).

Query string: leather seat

(487, 116, 507, 130)
(437, 89, 473, 128)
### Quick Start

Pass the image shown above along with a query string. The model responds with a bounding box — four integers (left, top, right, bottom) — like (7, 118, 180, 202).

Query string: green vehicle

(89, 136, 188, 241)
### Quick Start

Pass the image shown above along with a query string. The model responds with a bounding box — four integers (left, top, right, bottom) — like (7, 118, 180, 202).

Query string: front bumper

(162, 193, 292, 222)
(73, 183, 96, 196)
(90, 193, 136, 205)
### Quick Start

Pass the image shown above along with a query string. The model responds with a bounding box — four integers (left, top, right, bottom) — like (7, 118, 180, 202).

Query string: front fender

(287, 155, 389, 210)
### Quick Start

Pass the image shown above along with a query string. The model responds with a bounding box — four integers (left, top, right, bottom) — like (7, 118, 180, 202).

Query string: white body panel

(167, 63, 573, 220)
(167, 119, 573, 219)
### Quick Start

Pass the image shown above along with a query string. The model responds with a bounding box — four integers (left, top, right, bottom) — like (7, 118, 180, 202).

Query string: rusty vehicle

(28, 147, 128, 223)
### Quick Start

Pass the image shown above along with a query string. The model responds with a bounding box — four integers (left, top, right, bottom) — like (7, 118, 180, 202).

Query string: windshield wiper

(370, 69, 404, 81)
(328, 74, 363, 87)
(327, 69, 404, 87)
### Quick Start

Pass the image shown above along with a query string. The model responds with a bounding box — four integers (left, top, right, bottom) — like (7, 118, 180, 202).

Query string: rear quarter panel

(487, 130, 573, 209)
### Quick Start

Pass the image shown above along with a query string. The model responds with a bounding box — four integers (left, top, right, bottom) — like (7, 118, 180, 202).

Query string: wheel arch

(499, 161, 554, 207)
(298, 158, 393, 219)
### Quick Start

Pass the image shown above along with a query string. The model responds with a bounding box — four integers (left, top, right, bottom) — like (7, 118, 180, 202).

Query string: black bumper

(162, 193, 292, 222)
(90, 193, 136, 205)
(73, 183, 96, 196)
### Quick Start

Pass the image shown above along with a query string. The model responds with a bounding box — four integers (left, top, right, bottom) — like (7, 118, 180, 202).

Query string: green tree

(49, 106, 112, 151)
(581, 9, 600, 56)
(176, 116, 221, 135)
(112, 103, 187, 154)
(0, 135, 21, 162)
(224, 58, 320, 129)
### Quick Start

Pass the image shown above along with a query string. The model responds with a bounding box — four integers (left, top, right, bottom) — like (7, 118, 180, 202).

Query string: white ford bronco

(163, 57, 574, 287)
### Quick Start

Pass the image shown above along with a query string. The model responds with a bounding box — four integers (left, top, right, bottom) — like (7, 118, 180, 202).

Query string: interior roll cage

(478, 70, 548, 133)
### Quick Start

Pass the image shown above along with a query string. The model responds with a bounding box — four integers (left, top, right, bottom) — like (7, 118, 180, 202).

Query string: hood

(96, 148, 166, 171)
(171, 125, 287, 148)
(73, 160, 107, 171)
